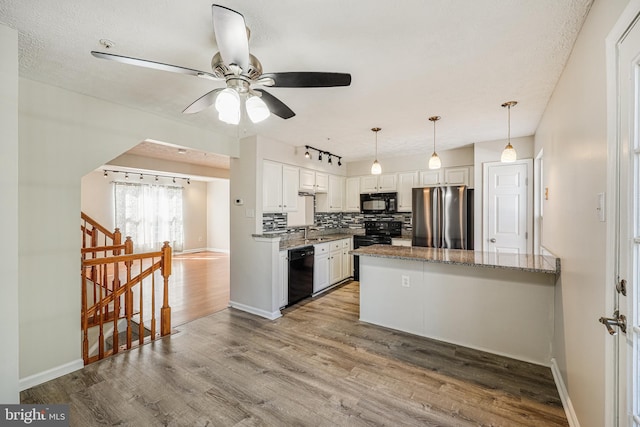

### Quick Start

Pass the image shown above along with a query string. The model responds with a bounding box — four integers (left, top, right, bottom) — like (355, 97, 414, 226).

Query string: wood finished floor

(169, 251, 230, 327)
(23, 281, 567, 426)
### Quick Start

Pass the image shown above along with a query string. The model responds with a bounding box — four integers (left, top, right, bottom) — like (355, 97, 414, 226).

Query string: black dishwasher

(288, 246, 314, 306)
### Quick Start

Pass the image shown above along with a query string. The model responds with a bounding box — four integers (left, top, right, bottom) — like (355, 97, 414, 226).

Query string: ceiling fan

(91, 4, 352, 124)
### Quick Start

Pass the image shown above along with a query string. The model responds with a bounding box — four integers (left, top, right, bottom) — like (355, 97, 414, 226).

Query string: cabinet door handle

(489, 238, 496, 243)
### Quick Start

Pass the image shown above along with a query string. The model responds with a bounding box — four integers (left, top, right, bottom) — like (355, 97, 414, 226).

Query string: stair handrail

(80, 212, 172, 365)
(81, 242, 172, 365)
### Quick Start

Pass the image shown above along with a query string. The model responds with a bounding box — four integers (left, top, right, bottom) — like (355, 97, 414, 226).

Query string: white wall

(534, 1, 630, 425)
(208, 179, 230, 252)
(17, 77, 236, 385)
(0, 24, 20, 404)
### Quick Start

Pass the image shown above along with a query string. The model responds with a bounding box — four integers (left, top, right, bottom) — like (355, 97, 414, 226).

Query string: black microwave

(360, 192, 397, 214)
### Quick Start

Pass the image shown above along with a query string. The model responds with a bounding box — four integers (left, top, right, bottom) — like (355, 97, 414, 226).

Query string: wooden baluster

(138, 259, 144, 346)
(160, 242, 172, 336)
(98, 264, 104, 360)
(125, 258, 133, 350)
(82, 267, 89, 364)
(151, 257, 156, 340)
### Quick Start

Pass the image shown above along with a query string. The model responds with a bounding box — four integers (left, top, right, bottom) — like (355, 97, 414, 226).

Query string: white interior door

(483, 160, 532, 254)
(607, 5, 639, 425)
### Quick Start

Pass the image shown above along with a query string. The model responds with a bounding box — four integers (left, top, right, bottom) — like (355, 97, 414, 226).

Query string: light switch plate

(401, 275, 410, 287)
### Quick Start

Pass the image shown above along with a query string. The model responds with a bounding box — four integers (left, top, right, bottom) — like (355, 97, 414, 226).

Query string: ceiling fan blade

(254, 89, 295, 119)
(91, 51, 219, 80)
(211, 5, 250, 72)
(183, 88, 224, 114)
(261, 72, 352, 88)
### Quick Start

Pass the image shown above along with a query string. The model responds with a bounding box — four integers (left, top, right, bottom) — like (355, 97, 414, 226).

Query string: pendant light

(501, 101, 518, 163)
(370, 127, 382, 175)
(428, 116, 442, 170)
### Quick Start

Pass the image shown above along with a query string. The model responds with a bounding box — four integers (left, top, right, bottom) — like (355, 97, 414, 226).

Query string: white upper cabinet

(418, 166, 473, 188)
(263, 161, 299, 213)
(443, 166, 472, 187)
(299, 169, 316, 192)
(419, 169, 444, 187)
(282, 165, 300, 212)
(397, 171, 418, 212)
(299, 169, 329, 193)
(316, 174, 345, 212)
(345, 177, 360, 212)
(315, 172, 329, 193)
(328, 175, 344, 212)
(360, 174, 397, 193)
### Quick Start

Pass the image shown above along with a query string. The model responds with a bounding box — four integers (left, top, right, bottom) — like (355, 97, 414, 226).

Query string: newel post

(113, 228, 122, 255)
(124, 236, 133, 255)
(160, 241, 172, 336)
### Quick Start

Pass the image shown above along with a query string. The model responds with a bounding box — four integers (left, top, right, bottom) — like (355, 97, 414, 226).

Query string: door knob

(489, 238, 496, 243)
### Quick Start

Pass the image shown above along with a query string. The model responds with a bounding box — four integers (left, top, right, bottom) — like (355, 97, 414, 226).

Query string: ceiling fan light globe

(501, 143, 517, 162)
(218, 109, 240, 125)
(428, 152, 442, 170)
(215, 88, 240, 114)
(371, 160, 382, 175)
(246, 95, 271, 123)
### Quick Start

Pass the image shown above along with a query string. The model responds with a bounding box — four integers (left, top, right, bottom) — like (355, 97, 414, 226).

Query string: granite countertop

(351, 245, 560, 275)
(280, 233, 354, 250)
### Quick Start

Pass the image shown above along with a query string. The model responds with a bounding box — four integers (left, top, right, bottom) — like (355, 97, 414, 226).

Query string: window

(114, 182, 184, 252)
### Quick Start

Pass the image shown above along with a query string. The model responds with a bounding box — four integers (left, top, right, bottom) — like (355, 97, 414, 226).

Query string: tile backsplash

(262, 211, 412, 234)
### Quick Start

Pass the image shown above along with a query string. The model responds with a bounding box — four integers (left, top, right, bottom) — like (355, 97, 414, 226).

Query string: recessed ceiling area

(0, 0, 593, 162)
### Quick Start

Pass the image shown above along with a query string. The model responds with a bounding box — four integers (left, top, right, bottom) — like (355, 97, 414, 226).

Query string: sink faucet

(303, 226, 309, 240)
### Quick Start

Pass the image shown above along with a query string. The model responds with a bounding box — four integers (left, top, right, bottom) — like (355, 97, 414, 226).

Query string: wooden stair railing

(80, 212, 172, 365)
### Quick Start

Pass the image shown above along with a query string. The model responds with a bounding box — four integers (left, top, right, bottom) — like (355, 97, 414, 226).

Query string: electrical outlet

(401, 275, 410, 287)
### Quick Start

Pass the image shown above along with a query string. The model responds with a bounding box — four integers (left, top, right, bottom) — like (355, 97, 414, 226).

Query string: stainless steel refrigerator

(412, 186, 474, 249)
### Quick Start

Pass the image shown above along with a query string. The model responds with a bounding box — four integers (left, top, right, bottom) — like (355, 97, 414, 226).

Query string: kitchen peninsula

(352, 245, 560, 365)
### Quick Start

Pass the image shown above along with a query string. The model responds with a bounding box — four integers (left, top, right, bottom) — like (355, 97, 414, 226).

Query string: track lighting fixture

(102, 169, 192, 186)
(302, 145, 343, 167)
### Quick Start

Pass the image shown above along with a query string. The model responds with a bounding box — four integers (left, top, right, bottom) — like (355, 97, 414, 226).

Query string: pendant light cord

(433, 120, 436, 153)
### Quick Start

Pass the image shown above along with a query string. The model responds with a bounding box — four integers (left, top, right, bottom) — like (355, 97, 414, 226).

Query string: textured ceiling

(0, 0, 592, 164)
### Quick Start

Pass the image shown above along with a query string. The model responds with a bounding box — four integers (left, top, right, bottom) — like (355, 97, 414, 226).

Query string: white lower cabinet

(279, 250, 288, 308)
(341, 239, 353, 278)
(313, 243, 330, 293)
(313, 238, 352, 294)
(329, 242, 343, 284)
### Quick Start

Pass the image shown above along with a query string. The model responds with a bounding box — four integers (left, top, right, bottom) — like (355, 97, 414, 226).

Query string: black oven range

(353, 220, 402, 280)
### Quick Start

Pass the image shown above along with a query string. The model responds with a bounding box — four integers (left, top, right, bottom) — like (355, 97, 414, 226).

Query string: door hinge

(525, 232, 528, 239)
(617, 279, 627, 296)
(525, 178, 528, 186)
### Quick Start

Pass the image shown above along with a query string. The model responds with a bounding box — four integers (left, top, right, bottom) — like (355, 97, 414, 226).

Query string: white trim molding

(229, 301, 281, 320)
(551, 358, 581, 427)
(19, 359, 84, 391)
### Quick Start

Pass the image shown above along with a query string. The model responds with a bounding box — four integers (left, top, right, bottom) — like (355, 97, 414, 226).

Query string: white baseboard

(207, 247, 230, 254)
(19, 359, 84, 391)
(551, 358, 580, 427)
(229, 301, 281, 320)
